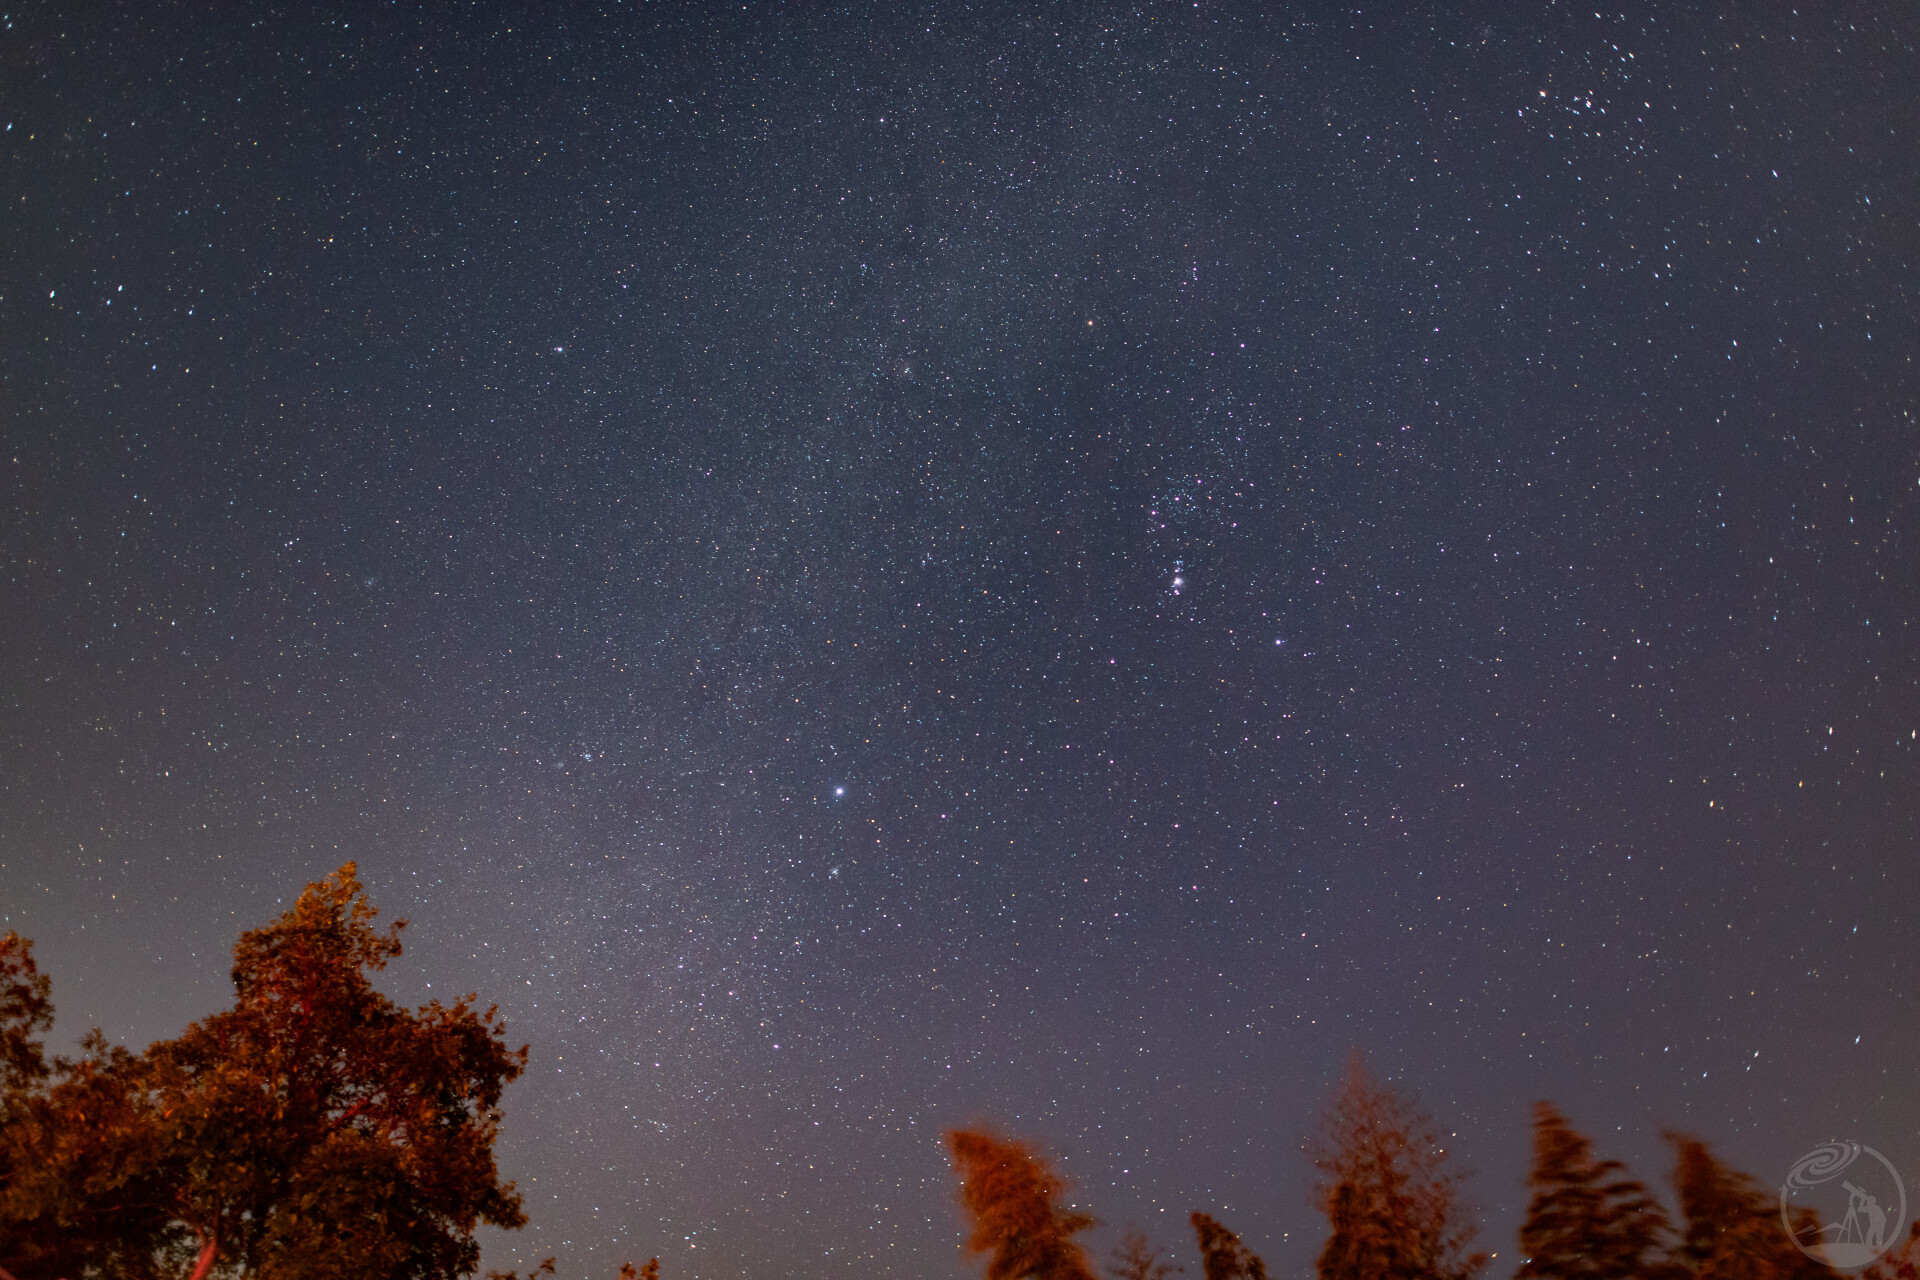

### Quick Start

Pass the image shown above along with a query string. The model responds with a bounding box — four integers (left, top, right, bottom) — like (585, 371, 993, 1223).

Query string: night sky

(4, 3, 1917, 1276)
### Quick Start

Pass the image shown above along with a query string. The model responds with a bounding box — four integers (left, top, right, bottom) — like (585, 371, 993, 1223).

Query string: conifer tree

(1312, 1054, 1486, 1280)
(1516, 1102, 1679, 1280)
(947, 1128, 1098, 1280)
(1191, 1212, 1268, 1280)
(1666, 1133, 1834, 1280)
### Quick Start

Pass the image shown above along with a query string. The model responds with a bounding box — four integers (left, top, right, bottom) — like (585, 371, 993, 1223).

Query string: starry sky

(3, 3, 1917, 1276)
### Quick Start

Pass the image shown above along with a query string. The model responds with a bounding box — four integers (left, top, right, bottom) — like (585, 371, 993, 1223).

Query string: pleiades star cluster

(3, 4, 1915, 1276)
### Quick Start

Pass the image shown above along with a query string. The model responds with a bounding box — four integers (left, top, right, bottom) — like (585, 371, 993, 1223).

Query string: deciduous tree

(0, 865, 530, 1280)
(0, 939, 185, 1278)
(1108, 1228, 1182, 1280)
(0, 935, 52, 1097)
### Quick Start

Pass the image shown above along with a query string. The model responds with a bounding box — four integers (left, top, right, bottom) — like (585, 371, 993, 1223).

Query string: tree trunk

(188, 1230, 221, 1280)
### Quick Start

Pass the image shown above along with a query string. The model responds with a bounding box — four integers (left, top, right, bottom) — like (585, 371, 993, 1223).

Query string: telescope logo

(1780, 1142, 1907, 1269)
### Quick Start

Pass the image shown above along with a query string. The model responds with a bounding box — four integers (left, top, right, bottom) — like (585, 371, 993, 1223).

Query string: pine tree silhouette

(1313, 1054, 1486, 1280)
(1666, 1133, 1833, 1280)
(1192, 1212, 1268, 1280)
(948, 1128, 1099, 1280)
(1516, 1102, 1680, 1280)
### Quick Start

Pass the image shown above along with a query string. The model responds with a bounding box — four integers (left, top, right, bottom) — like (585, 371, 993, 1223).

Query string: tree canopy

(1516, 1102, 1679, 1280)
(1667, 1132, 1834, 1280)
(0, 865, 528, 1280)
(1190, 1212, 1267, 1280)
(1312, 1055, 1486, 1280)
(1107, 1227, 1182, 1280)
(2, 877, 1881, 1280)
(948, 1127, 1099, 1280)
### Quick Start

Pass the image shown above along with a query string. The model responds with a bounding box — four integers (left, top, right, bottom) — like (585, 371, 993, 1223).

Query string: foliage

(1666, 1134, 1833, 1280)
(0, 934, 53, 1097)
(7, 902, 1895, 1280)
(1107, 1228, 1182, 1280)
(1514, 1102, 1681, 1280)
(1861, 1222, 1920, 1280)
(0, 865, 528, 1280)
(1312, 1055, 1487, 1280)
(948, 1127, 1099, 1280)
(6, 1044, 188, 1275)
(1190, 1212, 1267, 1280)
(485, 1259, 555, 1280)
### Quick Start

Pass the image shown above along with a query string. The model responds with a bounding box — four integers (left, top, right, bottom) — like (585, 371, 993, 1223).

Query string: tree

(0, 938, 187, 1279)
(481, 1251, 657, 1279)
(1312, 1054, 1486, 1280)
(485, 1260, 556, 1280)
(0, 934, 52, 1098)
(0, 865, 530, 1280)
(1666, 1133, 1832, 1280)
(1191, 1212, 1267, 1280)
(1862, 1222, 1920, 1280)
(1108, 1227, 1182, 1280)
(485, 1260, 555, 1280)
(947, 1128, 1098, 1280)
(1516, 1102, 1679, 1280)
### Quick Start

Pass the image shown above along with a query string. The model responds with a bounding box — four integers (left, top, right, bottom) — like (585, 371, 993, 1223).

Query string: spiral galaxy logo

(1780, 1142, 1907, 1269)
